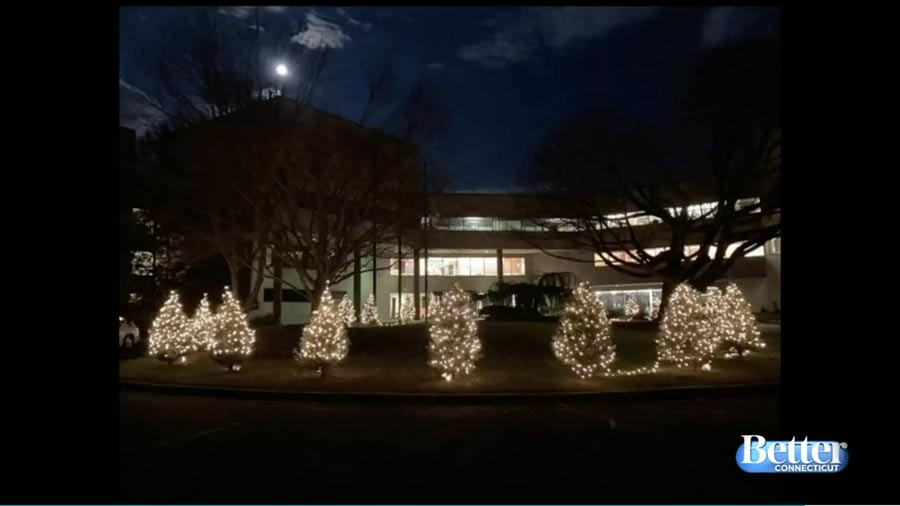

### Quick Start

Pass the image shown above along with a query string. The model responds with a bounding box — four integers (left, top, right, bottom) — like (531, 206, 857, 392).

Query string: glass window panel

(485, 258, 497, 275)
(470, 257, 485, 275)
(456, 257, 471, 275)
(442, 258, 456, 276)
(427, 257, 442, 275)
(503, 257, 525, 276)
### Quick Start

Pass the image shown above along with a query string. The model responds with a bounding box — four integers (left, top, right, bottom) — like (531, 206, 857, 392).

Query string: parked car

(119, 316, 141, 348)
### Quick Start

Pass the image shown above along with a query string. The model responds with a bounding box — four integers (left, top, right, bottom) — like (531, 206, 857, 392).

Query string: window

(595, 242, 765, 267)
(389, 293, 428, 318)
(594, 287, 662, 317)
(767, 237, 781, 255)
(503, 257, 525, 276)
(390, 257, 526, 276)
(484, 258, 497, 276)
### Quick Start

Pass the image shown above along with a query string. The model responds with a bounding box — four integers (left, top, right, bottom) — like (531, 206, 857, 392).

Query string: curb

(120, 380, 779, 405)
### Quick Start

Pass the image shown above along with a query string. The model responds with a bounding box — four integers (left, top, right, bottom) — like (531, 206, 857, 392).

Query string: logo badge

(736, 435, 848, 473)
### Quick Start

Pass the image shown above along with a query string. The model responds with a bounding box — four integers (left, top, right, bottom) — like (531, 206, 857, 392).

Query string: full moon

(275, 64, 288, 76)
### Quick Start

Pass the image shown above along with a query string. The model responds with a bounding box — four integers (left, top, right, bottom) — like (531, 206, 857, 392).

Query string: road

(120, 390, 782, 502)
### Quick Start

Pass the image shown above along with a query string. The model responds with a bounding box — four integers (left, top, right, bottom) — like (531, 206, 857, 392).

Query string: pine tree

(361, 293, 380, 326)
(148, 290, 193, 364)
(624, 296, 640, 320)
(712, 283, 766, 358)
(648, 296, 661, 321)
(400, 296, 416, 323)
(657, 283, 716, 371)
(427, 284, 481, 381)
(191, 292, 217, 352)
(210, 288, 255, 371)
(296, 287, 348, 377)
(552, 282, 616, 378)
(338, 294, 356, 326)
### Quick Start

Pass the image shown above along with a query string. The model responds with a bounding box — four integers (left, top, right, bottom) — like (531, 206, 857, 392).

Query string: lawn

(119, 321, 780, 394)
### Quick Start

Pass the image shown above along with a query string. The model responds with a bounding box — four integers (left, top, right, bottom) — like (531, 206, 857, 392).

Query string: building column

(414, 248, 421, 320)
(272, 254, 283, 324)
(353, 246, 361, 321)
(497, 249, 504, 284)
(371, 226, 377, 306)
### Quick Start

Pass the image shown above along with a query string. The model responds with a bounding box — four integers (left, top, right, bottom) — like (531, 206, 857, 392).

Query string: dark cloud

(458, 7, 660, 69)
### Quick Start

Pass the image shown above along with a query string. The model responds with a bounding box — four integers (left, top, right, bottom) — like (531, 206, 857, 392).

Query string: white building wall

(252, 244, 780, 323)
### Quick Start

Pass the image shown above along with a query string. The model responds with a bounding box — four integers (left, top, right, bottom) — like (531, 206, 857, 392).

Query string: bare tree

(522, 39, 780, 320)
(253, 105, 418, 309)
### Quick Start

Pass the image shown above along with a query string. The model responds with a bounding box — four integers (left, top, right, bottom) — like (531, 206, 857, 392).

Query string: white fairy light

(148, 290, 193, 364)
(296, 283, 348, 376)
(210, 287, 256, 371)
(190, 292, 217, 352)
(361, 293, 380, 326)
(427, 284, 481, 381)
(552, 282, 616, 379)
(709, 283, 766, 359)
(657, 283, 717, 371)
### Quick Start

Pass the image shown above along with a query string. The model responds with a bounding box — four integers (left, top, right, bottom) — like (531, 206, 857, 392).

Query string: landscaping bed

(120, 321, 780, 394)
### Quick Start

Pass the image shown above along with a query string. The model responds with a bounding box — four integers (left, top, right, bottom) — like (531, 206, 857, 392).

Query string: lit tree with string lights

(427, 284, 481, 381)
(624, 296, 640, 321)
(296, 286, 348, 377)
(648, 296, 661, 321)
(338, 294, 356, 327)
(552, 282, 616, 378)
(361, 293, 380, 326)
(191, 292, 218, 351)
(657, 283, 716, 371)
(400, 296, 416, 323)
(148, 290, 193, 365)
(711, 283, 766, 358)
(210, 287, 255, 371)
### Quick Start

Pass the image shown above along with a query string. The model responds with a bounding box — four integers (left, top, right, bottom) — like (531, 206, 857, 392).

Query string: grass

(120, 321, 780, 394)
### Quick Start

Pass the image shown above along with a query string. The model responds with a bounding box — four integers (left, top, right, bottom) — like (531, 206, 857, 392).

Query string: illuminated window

(484, 258, 498, 276)
(767, 237, 781, 255)
(470, 257, 485, 275)
(595, 242, 764, 267)
(391, 257, 525, 276)
(503, 257, 525, 275)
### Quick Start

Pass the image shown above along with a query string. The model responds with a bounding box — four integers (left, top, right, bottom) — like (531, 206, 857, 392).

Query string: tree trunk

(656, 279, 677, 323)
(244, 252, 266, 311)
(228, 263, 240, 300)
(310, 277, 326, 311)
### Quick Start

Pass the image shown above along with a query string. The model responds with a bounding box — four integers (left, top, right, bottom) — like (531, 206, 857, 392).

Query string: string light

(648, 297, 661, 321)
(427, 284, 481, 381)
(361, 293, 381, 326)
(552, 282, 616, 378)
(709, 283, 766, 359)
(338, 294, 356, 327)
(148, 290, 193, 364)
(657, 283, 717, 371)
(296, 283, 348, 376)
(400, 296, 416, 324)
(210, 287, 255, 372)
(190, 292, 217, 352)
(624, 295, 640, 321)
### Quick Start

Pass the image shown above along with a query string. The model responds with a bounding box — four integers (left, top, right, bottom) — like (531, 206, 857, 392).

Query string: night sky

(119, 6, 779, 192)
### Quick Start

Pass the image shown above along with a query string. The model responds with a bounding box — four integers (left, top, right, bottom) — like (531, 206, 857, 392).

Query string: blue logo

(736, 435, 848, 473)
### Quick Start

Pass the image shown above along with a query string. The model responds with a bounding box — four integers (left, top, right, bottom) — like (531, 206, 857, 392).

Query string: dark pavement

(120, 390, 783, 502)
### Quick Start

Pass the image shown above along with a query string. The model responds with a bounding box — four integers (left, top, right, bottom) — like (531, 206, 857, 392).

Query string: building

(136, 96, 779, 323)
(252, 191, 781, 324)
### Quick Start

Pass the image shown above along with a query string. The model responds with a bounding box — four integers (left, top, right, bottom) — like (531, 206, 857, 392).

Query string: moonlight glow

(275, 63, 288, 76)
